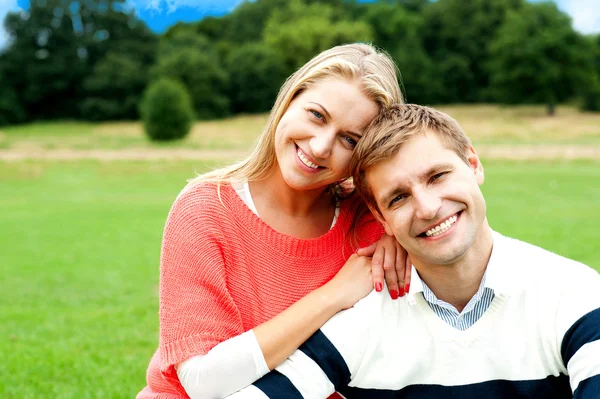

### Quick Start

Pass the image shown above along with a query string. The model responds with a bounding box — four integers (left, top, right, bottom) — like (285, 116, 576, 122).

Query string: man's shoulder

(494, 231, 598, 286)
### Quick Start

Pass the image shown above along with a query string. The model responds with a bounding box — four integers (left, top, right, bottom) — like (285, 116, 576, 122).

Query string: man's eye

(431, 172, 446, 182)
(390, 195, 406, 206)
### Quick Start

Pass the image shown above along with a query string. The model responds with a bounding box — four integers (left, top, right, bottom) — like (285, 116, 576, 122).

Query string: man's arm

(556, 264, 600, 398)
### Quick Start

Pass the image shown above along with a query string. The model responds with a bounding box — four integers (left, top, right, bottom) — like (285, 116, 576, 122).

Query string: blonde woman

(137, 43, 410, 399)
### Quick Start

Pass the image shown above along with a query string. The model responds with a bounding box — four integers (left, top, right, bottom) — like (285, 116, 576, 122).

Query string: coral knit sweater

(137, 182, 384, 399)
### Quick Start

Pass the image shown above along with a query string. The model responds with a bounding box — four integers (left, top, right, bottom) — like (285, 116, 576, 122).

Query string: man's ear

(368, 204, 394, 236)
(467, 145, 484, 185)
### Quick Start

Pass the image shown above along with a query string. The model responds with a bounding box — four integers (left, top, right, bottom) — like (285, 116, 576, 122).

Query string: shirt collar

(405, 230, 512, 305)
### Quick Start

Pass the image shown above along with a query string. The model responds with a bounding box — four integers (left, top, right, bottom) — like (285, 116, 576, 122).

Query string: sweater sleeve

(555, 263, 600, 398)
(158, 184, 245, 392)
(227, 290, 381, 398)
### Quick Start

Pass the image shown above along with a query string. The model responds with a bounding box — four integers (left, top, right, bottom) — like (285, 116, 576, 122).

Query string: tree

(226, 43, 287, 113)
(488, 2, 591, 115)
(151, 32, 230, 119)
(140, 78, 194, 141)
(358, 2, 439, 104)
(1, 0, 155, 120)
(263, 0, 372, 73)
(80, 52, 149, 120)
(579, 35, 600, 112)
(422, 0, 523, 103)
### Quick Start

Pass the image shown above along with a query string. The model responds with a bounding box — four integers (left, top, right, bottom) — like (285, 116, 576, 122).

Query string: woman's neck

(249, 167, 336, 238)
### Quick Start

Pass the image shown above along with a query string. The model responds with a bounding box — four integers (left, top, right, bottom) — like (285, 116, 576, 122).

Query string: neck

(413, 223, 494, 312)
(250, 164, 332, 218)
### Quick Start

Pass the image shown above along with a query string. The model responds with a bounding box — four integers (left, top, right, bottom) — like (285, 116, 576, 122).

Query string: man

(228, 104, 600, 398)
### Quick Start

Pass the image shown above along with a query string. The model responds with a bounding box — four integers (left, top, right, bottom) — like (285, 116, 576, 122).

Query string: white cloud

(556, 0, 600, 34)
(0, 0, 22, 50)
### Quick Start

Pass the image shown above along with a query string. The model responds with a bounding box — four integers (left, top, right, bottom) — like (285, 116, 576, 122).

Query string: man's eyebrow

(418, 163, 455, 180)
(376, 163, 455, 208)
(378, 185, 409, 209)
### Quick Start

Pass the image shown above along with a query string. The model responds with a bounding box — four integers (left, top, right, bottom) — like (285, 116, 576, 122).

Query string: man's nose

(414, 189, 442, 221)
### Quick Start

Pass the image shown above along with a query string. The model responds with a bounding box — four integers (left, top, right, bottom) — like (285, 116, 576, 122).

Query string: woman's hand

(356, 234, 411, 300)
(323, 254, 374, 311)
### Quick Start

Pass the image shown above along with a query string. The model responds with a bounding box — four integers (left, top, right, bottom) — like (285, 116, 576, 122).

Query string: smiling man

(227, 104, 600, 399)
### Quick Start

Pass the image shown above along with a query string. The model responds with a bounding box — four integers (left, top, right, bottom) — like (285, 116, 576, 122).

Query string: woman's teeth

(297, 148, 319, 169)
(426, 215, 458, 237)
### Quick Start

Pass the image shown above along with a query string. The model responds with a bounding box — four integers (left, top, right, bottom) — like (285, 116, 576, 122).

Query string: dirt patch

(0, 145, 598, 161)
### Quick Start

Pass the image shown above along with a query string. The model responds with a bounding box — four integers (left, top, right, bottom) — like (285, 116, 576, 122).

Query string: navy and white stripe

(229, 232, 600, 399)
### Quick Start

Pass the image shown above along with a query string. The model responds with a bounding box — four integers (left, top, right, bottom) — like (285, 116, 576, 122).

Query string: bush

(139, 78, 195, 141)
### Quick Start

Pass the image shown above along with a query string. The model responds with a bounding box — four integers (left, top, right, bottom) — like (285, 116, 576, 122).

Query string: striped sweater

(229, 232, 600, 398)
(137, 183, 384, 398)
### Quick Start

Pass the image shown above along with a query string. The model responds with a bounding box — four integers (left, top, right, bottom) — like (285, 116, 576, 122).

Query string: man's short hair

(350, 103, 473, 214)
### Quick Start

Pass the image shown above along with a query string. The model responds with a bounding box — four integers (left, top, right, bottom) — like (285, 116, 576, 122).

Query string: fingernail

(375, 282, 383, 292)
(405, 284, 410, 294)
(390, 290, 399, 300)
(399, 286, 405, 297)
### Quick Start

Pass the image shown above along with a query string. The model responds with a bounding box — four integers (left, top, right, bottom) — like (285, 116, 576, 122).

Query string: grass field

(2, 105, 600, 152)
(1, 105, 599, 398)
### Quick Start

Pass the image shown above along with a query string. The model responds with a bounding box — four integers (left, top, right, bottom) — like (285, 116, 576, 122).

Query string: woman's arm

(176, 331, 269, 399)
(176, 254, 373, 398)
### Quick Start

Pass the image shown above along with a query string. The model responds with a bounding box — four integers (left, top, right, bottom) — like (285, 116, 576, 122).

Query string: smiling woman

(136, 43, 410, 399)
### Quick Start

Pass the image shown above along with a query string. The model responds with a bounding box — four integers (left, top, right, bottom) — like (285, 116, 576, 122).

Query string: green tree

(263, 0, 372, 72)
(579, 35, 600, 112)
(140, 78, 194, 141)
(488, 2, 591, 115)
(151, 33, 230, 119)
(422, 0, 523, 102)
(226, 43, 287, 113)
(1, 0, 155, 120)
(359, 2, 439, 104)
(80, 52, 149, 120)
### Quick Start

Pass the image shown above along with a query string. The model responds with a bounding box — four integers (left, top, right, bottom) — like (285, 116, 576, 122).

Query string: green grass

(1, 159, 599, 398)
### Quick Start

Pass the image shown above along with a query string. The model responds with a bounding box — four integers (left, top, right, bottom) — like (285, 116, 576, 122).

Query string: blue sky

(0, 0, 598, 49)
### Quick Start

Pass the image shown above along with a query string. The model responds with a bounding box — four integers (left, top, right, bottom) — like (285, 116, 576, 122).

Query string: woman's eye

(311, 110, 324, 120)
(344, 135, 357, 147)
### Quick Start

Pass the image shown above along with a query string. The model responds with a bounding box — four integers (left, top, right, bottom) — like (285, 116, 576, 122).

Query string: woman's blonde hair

(189, 43, 403, 195)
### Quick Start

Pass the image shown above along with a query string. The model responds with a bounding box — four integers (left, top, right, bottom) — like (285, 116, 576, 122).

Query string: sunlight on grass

(1, 159, 599, 398)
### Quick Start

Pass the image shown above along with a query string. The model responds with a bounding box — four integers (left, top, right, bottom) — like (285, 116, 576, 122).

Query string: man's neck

(413, 225, 494, 312)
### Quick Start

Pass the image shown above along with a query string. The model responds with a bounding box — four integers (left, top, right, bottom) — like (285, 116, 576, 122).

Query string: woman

(137, 43, 409, 399)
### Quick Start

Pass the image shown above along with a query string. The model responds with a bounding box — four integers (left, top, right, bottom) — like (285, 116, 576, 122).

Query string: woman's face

(274, 78, 379, 193)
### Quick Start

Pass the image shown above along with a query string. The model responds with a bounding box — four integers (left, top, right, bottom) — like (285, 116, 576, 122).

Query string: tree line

(1, 0, 599, 126)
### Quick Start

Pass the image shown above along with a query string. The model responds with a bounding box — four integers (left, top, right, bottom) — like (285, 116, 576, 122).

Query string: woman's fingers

(371, 243, 386, 293)
(382, 244, 401, 300)
(356, 242, 377, 257)
(404, 254, 412, 294)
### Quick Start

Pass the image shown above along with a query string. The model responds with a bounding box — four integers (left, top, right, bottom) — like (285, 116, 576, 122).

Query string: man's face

(366, 132, 487, 267)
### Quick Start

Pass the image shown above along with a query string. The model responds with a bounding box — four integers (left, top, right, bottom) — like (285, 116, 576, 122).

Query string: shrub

(139, 78, 195, 141)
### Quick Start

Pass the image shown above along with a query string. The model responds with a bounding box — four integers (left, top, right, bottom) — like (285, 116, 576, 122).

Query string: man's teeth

(425, 215, 458, 237)
(297, 149, 319, 169)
